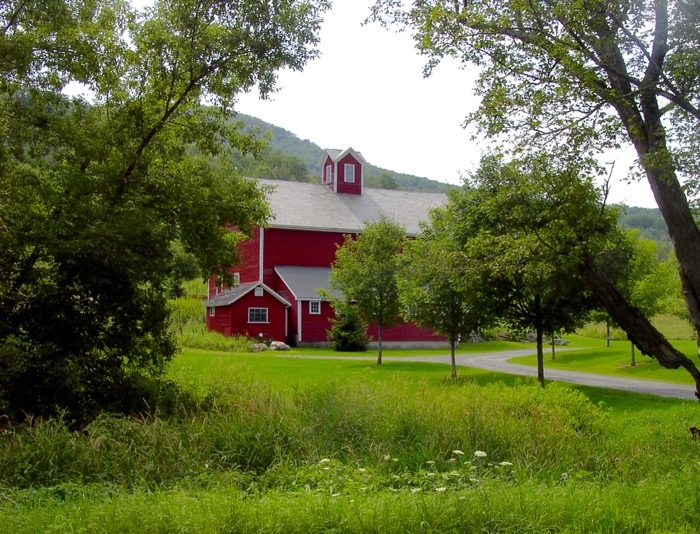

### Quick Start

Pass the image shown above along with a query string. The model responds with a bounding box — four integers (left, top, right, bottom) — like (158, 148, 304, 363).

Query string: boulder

(250, 343, 268, 353)
(270, 341, 291, 351)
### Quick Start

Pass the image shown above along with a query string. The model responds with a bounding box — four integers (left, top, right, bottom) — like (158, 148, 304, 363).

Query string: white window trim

(254, 286, 264, 297)
(209, 307, 216, 317)
(325, 164, 332, 184)
(248, 307, 269, 324)
(344, 163, 355, 183)
(309, 300, 321, 315)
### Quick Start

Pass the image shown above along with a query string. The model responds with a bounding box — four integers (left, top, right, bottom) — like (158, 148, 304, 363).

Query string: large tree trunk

(597, 1, 700, 344)
(642, 161, 700, 344)
(578, 255, 700, 398)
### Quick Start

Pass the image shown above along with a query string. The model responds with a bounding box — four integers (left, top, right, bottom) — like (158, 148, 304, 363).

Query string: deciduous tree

(330, 218, 406, 365)
(0, 0, 328, 423)
(398, 206, 485, 378)
(451, 155, 613, 386)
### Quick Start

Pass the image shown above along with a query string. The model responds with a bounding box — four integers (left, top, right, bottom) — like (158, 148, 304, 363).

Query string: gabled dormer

(321, 147, 365, 195)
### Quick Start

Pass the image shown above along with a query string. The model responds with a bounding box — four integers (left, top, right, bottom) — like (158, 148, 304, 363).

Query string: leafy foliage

(330, 218, 406, 363)
(448, 155, 618, 384)
(0, 0, 328, 423)
(326, 300, 369, 352)
(398, 206, 486, 377)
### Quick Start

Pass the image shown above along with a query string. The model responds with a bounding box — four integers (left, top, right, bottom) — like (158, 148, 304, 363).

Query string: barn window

(309, 300, 321, 315)
(209, 307, 215, 317)
(344, 163, 355, 183)
(248, 308, 268, 323)
(254, 286, 263, 297)
(232, 272, 240, 286)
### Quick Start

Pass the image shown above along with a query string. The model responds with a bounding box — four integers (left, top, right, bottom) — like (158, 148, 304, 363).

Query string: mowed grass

(511, 335, 698, 385)
(167, 343, 533, 392)
(4, 345, 700, 532)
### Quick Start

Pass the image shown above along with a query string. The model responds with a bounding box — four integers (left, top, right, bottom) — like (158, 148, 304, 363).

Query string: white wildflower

(473, 450, 487, 458)
(426, 460, 435, 465)
(452, 450, 465, 456)
(411, 487, 422, 493)
(499, 461, 513, 467)
(319, 458, 331, 464)
(358, 468, 366, 473)
(435, 487, 447, 492)
(331, 493, 341, 497)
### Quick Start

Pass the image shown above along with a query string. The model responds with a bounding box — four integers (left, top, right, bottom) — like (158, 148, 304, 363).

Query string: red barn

(205, 147, 448, 347)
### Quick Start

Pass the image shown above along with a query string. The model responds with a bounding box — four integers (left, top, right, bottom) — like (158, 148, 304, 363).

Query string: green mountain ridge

(235, 113, 451, 193)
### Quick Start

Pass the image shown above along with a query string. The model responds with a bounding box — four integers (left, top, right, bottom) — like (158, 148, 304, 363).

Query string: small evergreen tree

(327, 300, 369, 352)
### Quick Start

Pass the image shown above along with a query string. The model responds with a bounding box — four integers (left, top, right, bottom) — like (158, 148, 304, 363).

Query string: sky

(235, 1, 657, 208)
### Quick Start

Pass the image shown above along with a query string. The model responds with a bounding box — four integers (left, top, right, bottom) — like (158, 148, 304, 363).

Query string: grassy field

(3, 343, 700, 532)
(511, 335, 698, 385)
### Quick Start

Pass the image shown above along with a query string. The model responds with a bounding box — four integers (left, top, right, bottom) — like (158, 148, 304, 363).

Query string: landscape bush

(326, 300, 369, 351)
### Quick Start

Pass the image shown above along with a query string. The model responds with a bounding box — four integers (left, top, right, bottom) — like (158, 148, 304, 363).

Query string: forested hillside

(618, 206, 669, 242)
(231, 114, 451, 192)
(617, 206, 672, 257)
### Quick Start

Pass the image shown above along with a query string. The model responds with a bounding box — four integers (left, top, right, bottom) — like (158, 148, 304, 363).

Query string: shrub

(327, 301, 368, 351)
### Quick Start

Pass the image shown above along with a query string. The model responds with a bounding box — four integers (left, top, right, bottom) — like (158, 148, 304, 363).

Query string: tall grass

(0, 376, 670, 490)
(4, 348, 700, 532)
(168, 279, 255, 351)
(4, 469, 700, 533)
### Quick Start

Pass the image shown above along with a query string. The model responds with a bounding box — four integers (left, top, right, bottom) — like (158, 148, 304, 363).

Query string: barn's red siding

(262, 228, 353, 283)
(208, 227, 261, 298)
(206, 289, 287, 341)
(206, 304, 233, 336)
(298, 300, 335, 343)
(322, 155, 335, 187)
(336, 154, 362, 195)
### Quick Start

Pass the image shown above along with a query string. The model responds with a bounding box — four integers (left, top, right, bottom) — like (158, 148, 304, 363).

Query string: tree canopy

(330, 218, 406, 365)
(0, 0, 328, 423)
(449, 155, 611, 385)
(398, 206, 484, 378)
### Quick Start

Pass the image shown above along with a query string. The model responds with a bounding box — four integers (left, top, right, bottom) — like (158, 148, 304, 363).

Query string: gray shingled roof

(275, 266, 343, 301)
(257, 179, 446, 236)
(204, 281, 291, 308)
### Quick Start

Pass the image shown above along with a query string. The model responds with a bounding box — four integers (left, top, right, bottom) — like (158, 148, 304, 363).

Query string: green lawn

(510, 335, 698, 385)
